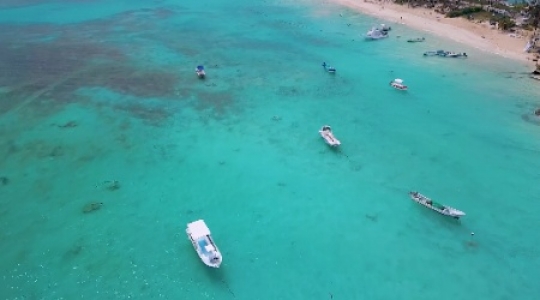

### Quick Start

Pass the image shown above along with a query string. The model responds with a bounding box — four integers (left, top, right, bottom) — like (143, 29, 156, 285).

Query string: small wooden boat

(423, 50, 467, 58)
(319, 125, 341, 147)
(195, 65, 206, 78)
(423, 50, 447, 56)
(390, 78, 407, 91)
(186, 219, 222, 268)
(446, 52, 468, 58)
(409, 191, 466, 219)
(407, 37, 425, 43)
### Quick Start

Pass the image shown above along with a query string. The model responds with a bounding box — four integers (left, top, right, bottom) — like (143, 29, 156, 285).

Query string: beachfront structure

(402, 0, 540, 35)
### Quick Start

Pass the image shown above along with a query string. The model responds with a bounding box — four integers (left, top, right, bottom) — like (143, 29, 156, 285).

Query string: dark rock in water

(104, 180, 120, 191)
(365, 214, 378, 222)
(83, 202, 103, 213)
(65, 244, 83, 258)
(0, 176, 8, 186)
(521, 114, 540, 126)
(57, 121, 78, 128)
(535, 108, 540, 116)
(465, 240, 478, 248)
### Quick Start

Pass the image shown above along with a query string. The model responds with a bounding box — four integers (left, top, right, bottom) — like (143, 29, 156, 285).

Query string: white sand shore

(329, 0, 536, 65)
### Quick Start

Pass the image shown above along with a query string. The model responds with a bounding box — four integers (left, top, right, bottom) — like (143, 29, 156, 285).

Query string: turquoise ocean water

(1, 0, 540, 299)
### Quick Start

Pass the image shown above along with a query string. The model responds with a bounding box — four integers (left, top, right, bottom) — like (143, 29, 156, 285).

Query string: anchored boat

(423, 50, 447, 56)
(423, 50, 467, 58)
(186, 219, 222, 268)
(409, 191, 466, 219)
(407, 37, 425, 43)
(322, 62, 336, 73)
(319, 125, 341, 147)
(445, 51, 468, 58)
(390, 78, 407, 91)
(365, 27, 389, 40)
(195, 65, 206, 78)
(380, 24, 391, 32)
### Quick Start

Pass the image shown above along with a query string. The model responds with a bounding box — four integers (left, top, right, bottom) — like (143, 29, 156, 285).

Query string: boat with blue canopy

(186, 219, 222, 268)
(195, 65, 206, 78)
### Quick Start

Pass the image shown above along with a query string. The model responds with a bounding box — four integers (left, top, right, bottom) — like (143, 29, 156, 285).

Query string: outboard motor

(210, 251, 221, 262)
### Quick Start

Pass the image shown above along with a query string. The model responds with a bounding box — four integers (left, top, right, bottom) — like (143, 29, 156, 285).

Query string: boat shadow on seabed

(521, 112, 540, 126)
(203, 267, 236, 298)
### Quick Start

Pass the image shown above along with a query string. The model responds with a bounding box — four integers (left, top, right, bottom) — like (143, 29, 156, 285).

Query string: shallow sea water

(1, 0, 540, 299)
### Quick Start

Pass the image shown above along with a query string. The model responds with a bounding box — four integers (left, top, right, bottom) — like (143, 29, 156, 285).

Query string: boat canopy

(188, 220, 211, 238)
(394, 79, 403, 84)
(197, 65, 205, 71)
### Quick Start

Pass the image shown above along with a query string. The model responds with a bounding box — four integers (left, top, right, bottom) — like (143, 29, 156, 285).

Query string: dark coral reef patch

(0, 6, 233, 125)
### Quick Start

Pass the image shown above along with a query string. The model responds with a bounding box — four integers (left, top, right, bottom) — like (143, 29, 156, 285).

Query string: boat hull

(319, 127, 341, 147)
(409, 192, 465, 219)
(423, 50, 467, 58)
(446, 53, 467, 58)
(195, 67, 206, 79)
(365, 27, 389, 40)
(186, 220, 222, 268)
(391, 83, 407, 91)
(365, 35, 388, 40)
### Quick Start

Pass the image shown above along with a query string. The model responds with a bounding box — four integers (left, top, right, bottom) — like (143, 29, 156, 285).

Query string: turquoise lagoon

(0, 0, 539, 299)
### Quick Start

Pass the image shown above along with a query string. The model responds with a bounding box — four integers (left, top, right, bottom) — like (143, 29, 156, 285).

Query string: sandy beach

(329, 0, 536, 65)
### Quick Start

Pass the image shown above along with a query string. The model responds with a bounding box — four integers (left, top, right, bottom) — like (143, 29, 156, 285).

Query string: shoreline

(328, 0, 537, 66)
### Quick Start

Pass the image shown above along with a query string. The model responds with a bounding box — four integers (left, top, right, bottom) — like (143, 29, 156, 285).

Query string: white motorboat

(389, 78, 407, 91)
(319, 125, 341, 147)
(409, 191, 466, 219)
(380, 24, 391, 32)
(365, 27, 389, 40)
(186, 219, 222, 268)
(195, 65, 206, 78)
